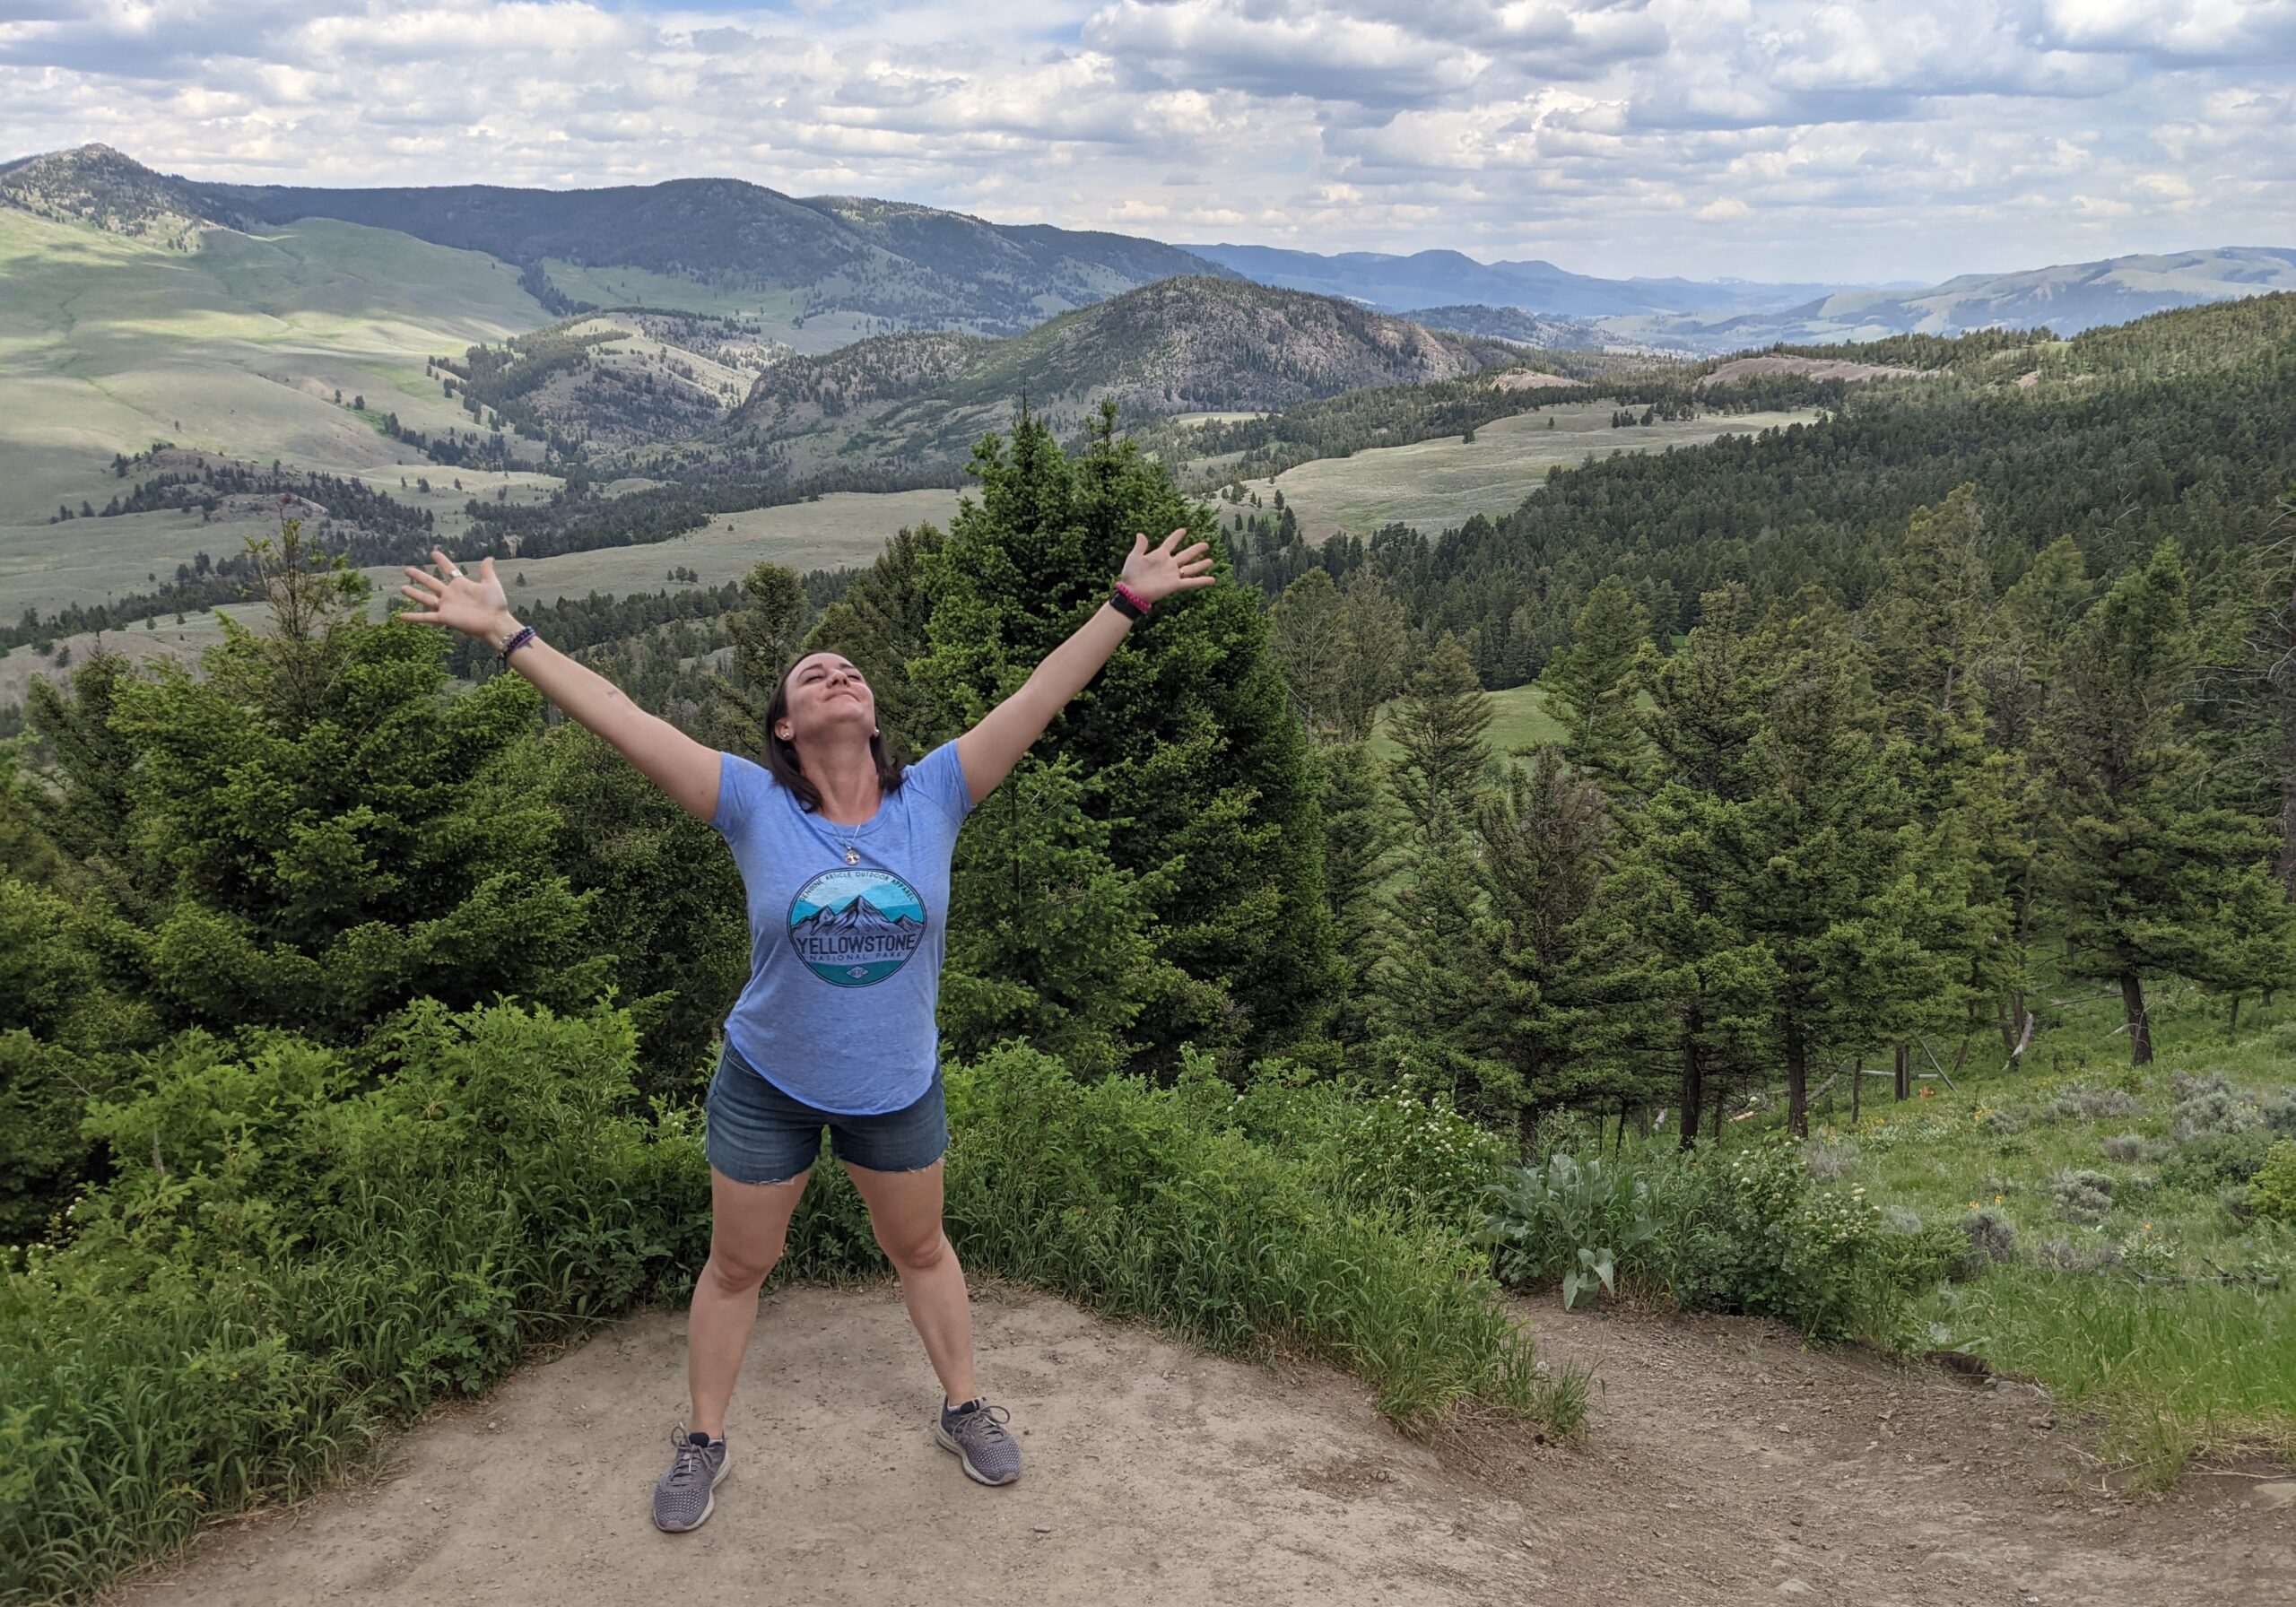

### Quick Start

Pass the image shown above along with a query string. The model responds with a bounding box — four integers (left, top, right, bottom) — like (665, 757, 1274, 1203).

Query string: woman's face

(777, 653, 877, 746)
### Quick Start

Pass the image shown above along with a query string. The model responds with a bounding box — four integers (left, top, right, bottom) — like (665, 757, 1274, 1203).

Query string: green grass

(1268, 404, 1822, 542)
(1789, 979, 2296, 1481)
(0, 488, 964, 708)
(0, 1007, 1578, 1603)
(0, 209, 548, 527)
(494, 489, 964, 605)
(1370, 683, 1565, 769)
(535, 262, 866, 354)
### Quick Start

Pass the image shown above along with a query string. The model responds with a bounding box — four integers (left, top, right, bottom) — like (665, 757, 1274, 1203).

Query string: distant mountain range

(1609, 248, 2296, 349)
(1178, 242, 1842, 320)
(1178, 239, 2296, 349)
(0, 144, 1235, 345)
(5, 143, 2292, 378)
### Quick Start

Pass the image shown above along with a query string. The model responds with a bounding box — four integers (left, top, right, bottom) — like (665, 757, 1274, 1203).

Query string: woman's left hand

(1120, 527, 1217, 606)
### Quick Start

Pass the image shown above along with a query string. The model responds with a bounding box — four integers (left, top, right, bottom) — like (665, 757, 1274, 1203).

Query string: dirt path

(106, 1285, 2292, 1607)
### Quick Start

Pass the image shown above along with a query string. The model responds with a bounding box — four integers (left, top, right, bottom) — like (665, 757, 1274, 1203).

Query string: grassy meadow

(0, 490, 958, 705)
(1681, 977, 2296, 1482)
(1269, 404, 1822, 542)
(1371, 682, 1567, 769)
(0, 208, 547, 527)
(497, 489, 963, 605)
(535, 261, 873, 354)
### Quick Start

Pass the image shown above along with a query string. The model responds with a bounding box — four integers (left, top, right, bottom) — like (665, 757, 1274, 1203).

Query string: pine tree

(1469, 747, 1659, 1135)
(1331, 570, 1411, 742)
(1268, 568, 1347, 739)
(1540, 574, 1654, 803)
(911, 404, 1338, 1069)
(1866, 485, 2022, 1085)
(1387, 632, 1492, 851)
(942, 752, 1162, 1078)
(1630, 586, 1776, 1143)
(2037, 543, 2296, 1064)
(1736, 599, 1935, 1136)
(705, 560, 808, 748)
(1309, 741, 1394, 1044)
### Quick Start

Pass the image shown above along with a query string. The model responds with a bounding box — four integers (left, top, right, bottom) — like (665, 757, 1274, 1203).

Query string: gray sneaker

(653, 1429, 729, 1533)
(935, 1398, 1022, 1486)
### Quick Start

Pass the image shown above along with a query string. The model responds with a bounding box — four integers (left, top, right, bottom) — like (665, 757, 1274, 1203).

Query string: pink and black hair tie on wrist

(1110, 581, 1152, 621)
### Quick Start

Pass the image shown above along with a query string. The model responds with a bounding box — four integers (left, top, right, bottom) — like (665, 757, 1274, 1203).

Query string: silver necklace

(831, 816, 864, 865)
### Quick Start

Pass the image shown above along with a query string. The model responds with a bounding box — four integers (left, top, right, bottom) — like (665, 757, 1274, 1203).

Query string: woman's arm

(954, 528, 1214, 807)
(398, 552, 723, 821)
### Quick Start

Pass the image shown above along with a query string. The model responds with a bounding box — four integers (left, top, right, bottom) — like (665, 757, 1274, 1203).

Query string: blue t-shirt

(710, 741, 975, 1115)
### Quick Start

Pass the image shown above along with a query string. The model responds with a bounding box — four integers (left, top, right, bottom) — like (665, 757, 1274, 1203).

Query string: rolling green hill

(194, 158, 1235, 341)
(0, 204, 548, 528)
(731, 276, 1530, 478)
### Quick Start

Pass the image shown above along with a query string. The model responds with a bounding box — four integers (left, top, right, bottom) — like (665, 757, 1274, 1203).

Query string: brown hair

(761, 652, 907, 813)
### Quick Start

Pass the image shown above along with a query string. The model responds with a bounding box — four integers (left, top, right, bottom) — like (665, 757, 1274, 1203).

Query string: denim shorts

(702, 1044, 948, 1186)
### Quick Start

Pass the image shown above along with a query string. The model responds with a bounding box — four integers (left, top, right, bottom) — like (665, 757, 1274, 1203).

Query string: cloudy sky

(4, 0, 2292, 282)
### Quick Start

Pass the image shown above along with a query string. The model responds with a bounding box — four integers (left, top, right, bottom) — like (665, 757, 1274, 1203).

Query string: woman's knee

(701, 1241, 782, 1297)
(875, 1221, 949, 1274)
(701, 1168, 806, 1297)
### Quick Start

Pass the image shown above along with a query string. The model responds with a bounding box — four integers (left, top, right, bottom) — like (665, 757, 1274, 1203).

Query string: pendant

(844, 847, 860, 865)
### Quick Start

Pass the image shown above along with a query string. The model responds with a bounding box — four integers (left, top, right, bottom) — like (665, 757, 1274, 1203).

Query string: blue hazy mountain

(1177, 243, 1839, 319)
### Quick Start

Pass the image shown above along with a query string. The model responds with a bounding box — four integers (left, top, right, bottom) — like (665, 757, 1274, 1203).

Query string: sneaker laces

(668, 1429, 715, 1482)
(951, 1402, 1012, 1442)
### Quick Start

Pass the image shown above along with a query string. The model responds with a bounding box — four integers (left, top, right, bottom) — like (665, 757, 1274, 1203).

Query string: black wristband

(1109, 588, 1146, 621)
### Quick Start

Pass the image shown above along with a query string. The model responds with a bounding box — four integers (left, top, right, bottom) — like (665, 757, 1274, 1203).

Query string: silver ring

(448, 569, 465, 580)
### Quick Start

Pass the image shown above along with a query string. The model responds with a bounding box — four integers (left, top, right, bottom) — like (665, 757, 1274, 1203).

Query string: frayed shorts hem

(702, 1046, 947, 1186)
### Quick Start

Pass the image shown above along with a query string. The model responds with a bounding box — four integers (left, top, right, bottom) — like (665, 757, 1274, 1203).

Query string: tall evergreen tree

(1631, 586, 1776, 1144)
(1468, 748, 1659, 1135)
(1866, 485, 2022, 1086)
(1387, 631, 1492, 851)
(705, 560, 809, 749)
(2037, 543, 2296, 1063)
(1540, 574, 1653, 802)
(1268, 568, 1347, 740)
(911, 404, 1339, 1069)
(1309, 741, 1395, 1044)
(1736, 599, 1935, 1135)
(1331, 571, 1411, 743)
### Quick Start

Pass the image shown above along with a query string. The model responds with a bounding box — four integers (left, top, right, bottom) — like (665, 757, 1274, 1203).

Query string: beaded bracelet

(500, 624, 538, 661)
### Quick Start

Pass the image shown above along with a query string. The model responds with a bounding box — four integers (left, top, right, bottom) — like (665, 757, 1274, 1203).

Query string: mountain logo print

(786, 867, 927, 987)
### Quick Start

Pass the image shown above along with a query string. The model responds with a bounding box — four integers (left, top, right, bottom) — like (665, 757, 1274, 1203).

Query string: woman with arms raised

(399, 530, 1213, 1533)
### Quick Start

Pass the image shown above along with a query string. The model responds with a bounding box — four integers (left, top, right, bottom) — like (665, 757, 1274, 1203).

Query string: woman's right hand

(399, 549, 519, 648)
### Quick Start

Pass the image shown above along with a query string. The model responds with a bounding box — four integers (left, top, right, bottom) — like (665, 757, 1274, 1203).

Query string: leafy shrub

(2170, 1076, 2261, 1142)
(1958, 1208, 2017, 1280)
(1222, 1056, 1515, 1233)
(2, 1012, 1570, 1605)
(1652, 1137, 1938, 1342)
(1483, 1152, 1658, 1308)
(2259, 1088, 2296, 1138)
(2160, 1129, 2277, 1194)
(2103, 1133, 2168, 1163)
(1803, 1136, 1862, 1181)
(2037, 1234, 2127, 1273)
(1973, 1105, 2029, 1135)
(2251, 1142, 2296, 1223)
(2050, 1084, 2145, 1123)
(2051, 1169, 2116, 1224)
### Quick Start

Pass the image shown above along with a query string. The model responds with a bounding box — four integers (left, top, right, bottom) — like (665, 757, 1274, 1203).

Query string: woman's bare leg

(687, 1167, 809, 1438)
(843, 1159, 977, 1406)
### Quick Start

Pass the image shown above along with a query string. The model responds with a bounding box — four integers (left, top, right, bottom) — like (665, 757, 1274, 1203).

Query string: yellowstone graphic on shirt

(787, 867, 927, 987)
